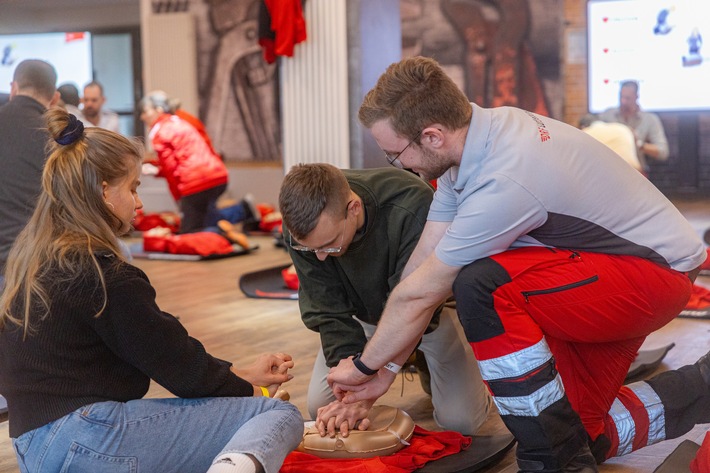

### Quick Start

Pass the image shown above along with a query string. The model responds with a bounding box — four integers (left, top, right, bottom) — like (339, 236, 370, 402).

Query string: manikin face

(103, 161, 143, 234)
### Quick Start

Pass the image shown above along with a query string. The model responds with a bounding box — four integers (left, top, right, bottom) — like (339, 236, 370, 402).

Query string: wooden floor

(1, 198, 709, 472)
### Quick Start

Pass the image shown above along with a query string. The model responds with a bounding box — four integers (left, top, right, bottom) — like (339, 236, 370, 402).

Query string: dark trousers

(179, 184, 227, 234)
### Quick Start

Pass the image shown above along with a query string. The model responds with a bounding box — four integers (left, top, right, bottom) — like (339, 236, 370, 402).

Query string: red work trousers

(452, 247, 692, 466)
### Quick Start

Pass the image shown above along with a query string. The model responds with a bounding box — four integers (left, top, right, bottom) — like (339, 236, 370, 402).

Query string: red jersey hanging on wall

(258, 0, 307, 64)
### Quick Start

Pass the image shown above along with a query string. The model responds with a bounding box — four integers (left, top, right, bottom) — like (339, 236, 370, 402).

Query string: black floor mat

(625, 343, 675, 382)
(653, 439, 700, 473)
(416, 433, 516, 473)
(239, 264, 298, 300)
(678, 307, 710, 319)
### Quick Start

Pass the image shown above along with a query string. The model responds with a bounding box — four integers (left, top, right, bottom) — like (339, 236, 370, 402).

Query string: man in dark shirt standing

(0, 59, 58, 280)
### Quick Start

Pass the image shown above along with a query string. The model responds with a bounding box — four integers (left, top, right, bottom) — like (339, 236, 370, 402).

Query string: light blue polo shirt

(430, 103, 705, 272)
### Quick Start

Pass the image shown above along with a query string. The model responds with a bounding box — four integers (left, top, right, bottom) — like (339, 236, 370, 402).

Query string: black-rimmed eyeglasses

(384, 131, 422, 169)
(289, 201, 352, 254)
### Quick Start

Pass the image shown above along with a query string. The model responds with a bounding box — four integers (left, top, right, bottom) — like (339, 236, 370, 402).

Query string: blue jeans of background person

(203, 203, 250, 235)
(214, 203, 248, 225)
(12, 396, 303, 473)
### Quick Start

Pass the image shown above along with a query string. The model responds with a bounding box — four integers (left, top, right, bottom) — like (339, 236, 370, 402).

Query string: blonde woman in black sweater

(0, 108, 302, 473)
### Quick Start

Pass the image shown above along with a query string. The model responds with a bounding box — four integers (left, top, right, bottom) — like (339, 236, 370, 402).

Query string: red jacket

(149, 114, 228, 201)
(174, 109, 218, 156)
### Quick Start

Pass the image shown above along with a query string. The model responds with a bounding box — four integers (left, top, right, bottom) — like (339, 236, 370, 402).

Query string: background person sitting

(56, 82, 85, 122)
(82, 80, 120, 133)
(599, 80, 669, 172)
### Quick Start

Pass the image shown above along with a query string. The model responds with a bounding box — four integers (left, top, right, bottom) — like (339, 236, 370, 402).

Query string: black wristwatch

(352, 352, 378, 376)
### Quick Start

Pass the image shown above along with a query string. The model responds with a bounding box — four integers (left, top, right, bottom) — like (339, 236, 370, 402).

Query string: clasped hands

(232, 352, 294, 398)
(315, 355, 398, 437)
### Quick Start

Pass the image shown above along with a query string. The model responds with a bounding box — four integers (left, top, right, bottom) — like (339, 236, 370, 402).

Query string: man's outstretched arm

(327, 250, 462, 398)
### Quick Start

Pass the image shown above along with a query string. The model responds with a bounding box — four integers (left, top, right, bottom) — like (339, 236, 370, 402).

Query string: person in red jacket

(140, 92, 229, 233)
(146, 89, 219, 157)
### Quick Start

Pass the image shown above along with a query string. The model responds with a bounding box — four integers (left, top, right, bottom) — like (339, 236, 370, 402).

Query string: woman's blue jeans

(12, 396, 303, 473)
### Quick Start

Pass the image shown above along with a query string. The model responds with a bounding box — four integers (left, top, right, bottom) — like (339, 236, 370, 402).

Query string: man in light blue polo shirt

(325, 56, 709, 473)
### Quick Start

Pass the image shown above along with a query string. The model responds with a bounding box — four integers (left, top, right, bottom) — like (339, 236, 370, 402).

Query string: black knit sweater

(0, 254, 253, 438)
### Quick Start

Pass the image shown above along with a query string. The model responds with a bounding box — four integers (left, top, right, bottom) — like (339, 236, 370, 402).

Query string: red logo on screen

(603, 17, 608, 22)
(65, 32, 85, 43)
(603, 79, 609, 84)
(603, 48, 609, 53)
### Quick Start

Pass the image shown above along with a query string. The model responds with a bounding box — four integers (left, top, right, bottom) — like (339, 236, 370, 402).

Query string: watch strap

(352, 352, 378, 376)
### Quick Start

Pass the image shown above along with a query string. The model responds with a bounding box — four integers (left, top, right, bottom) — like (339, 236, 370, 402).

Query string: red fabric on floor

(691, 432, 710, 473)
(133, 210, 181, 233)
(685, 284, 710, 310)
(143, 232, 233, 256)
(279, 426, 471, 473)
(281, 266, 299, 290)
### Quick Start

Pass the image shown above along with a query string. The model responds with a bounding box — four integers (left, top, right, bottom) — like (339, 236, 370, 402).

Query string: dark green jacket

(286, 168, 439, 367)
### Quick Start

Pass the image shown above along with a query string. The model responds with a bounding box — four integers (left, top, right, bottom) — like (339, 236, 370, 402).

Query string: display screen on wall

(588, 0, 710, 112)
(0, 32, 93, 95)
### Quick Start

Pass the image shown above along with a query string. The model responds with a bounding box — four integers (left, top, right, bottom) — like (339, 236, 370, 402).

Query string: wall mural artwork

(190, 0, 281, 164)
(189, 0, 563, 164)
(400, 0, 563, 119)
